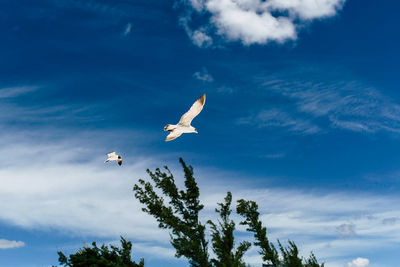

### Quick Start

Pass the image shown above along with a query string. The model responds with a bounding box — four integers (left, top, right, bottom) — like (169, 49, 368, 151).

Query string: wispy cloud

(262, 151, 286, 159)
(178, 0, 345, 46)
(0, 85, 167, 243)
(293, 81, 400, 133)
(0, 86, 38, 98)
(52, 0, 125, 17)
(216, 85, 235, 94)
(0, 131, 168, 243)
(382, 217, 399, 225)
(123, 23, 132, 36)
(197, 184, 400, 266)
(0, 85, 108, 128)
(179, 16, 213, 48)
(0, 239, 25, 249)
(337, 223, 356, 237)
(237, 108, 320, 135)
(251, 77, 400, 135)
(193, 67, 214, 82)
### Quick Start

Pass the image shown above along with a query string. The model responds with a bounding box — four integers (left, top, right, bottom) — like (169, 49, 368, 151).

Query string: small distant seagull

(105, 152, 122, 166)
(164, 94, 206, 142)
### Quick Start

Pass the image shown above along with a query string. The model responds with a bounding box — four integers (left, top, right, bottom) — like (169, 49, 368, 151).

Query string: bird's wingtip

(200, 94, 206, 104)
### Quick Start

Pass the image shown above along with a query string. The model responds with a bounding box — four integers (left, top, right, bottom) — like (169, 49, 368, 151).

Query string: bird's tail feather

(164, 124, 177, 132)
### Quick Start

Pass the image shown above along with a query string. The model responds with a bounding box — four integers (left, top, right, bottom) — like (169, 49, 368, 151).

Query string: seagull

(164, 94, 206, 142)
(105, 152, 122, 166)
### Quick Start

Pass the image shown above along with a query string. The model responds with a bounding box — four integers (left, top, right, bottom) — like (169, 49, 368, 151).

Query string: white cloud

(266, 0, 346, 20)
(180, 0, 345, 46)
(0, 239, 25, 249)
(193, 67, 214, 82)
(191, 29, 213, 47)
(188, 0, 206, 12)
(123, 23, 132, 36)
(347, 257, 369, 267)
(206, 0, 296, 45)
(133, 242, 177, 259)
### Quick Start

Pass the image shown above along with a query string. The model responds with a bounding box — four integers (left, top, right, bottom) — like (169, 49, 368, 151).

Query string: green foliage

(56, 237, 144, 267)
(133, 158, 325, 267)
(304, 252, 324, 267)
(133, 158, 210, 267)
(237, 200, 324, 267)
(207, 192, 251, 267)
(236, 199, 279, 266)
(278, 240, 302, 267)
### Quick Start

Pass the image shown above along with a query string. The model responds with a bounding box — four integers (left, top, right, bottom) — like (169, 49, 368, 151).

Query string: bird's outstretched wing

(107, 152, 117, 158)
(178, 94, 206, 126)
(165, 130, 183, 142)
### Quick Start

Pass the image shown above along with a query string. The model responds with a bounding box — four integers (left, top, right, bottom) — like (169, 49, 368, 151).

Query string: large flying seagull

(164, 94, 206, 141)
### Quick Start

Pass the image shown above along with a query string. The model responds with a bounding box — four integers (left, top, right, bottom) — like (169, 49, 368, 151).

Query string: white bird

(105, 152, 122, 166)
(164, 94, 206, 142)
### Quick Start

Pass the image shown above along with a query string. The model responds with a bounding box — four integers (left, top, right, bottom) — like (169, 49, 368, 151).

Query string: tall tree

(56, 237, 144, 267)
(133, 158, 210, 267)
(236, 199, 279, 266)
(207, 192, 251, 267)
(237, 199, 324, 267)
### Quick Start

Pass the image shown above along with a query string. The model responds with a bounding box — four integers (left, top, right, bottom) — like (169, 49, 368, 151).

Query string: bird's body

(105, 152, 122, 166)
(164, 94, 206, 141)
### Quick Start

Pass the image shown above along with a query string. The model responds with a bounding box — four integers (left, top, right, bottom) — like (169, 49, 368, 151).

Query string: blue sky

(0, 0, 399, 266)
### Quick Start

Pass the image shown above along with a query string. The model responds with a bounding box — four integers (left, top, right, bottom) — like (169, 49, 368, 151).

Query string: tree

(236, 199, 279, 266)
(56, 237, 144, 267)
(133, 158, 325, 267)
(207, 192, 251, 267)
(236, 199, 324, 267)
(133, 158, 210, 267)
